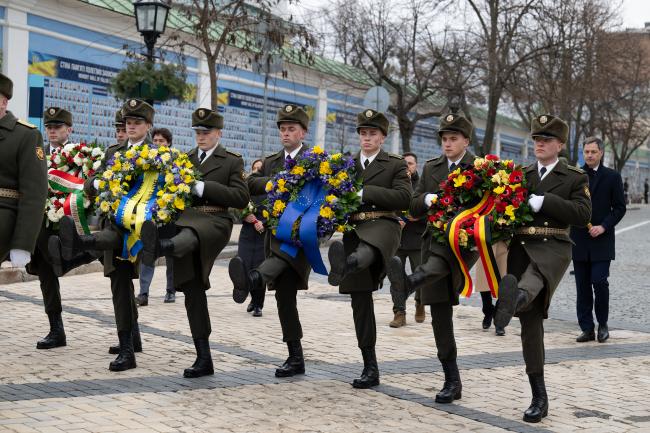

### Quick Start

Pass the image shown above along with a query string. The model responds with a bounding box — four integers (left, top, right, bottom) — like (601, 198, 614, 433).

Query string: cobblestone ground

(1, 206, 649, 432)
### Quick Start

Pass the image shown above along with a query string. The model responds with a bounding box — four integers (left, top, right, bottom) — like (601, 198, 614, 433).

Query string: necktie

(449, 162, 457, 172)
(363, 159, 370, 169)
(587, 168, 595, 178)
(539, 166, 547, 178)
(199, 151, 207, 164)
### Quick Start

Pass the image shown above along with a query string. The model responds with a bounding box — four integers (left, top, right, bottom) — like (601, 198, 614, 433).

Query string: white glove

(424, 193, 438, 207)
(528, 194, 544, 213)
(192, 181, 205, 197)
(356, 189, 363, 201)
(9, 249, 31, 268)
(93, 179, 100, 190)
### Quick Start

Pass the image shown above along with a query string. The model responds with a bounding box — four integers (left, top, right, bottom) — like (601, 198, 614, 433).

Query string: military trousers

(392, 248, 422, 313)
(350, 291, 376, 348)
(0, 208, 16, 261)
(430, 302, 457, 362)
(33, 244, 62, 315)
(110, 259, 139, 332)
(185, 286, 211, 339)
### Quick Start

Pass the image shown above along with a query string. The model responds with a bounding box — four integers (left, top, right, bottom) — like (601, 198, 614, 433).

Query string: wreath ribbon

(276, 179, 328, 275)
(48, 169, 90, 235)
(445, 192, 501, 298)
(115, 171, 161, 262)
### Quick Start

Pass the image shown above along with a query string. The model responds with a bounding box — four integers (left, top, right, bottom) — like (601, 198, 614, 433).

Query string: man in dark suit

(141, 108, 249, 377)
(389, 151, 427, 328)
(386, 112, 477, 404)
(494, 114, 591, 423)
(229, 104, 312, 378)
(327, 109, 412, 388)
(571, 137, 626, 343)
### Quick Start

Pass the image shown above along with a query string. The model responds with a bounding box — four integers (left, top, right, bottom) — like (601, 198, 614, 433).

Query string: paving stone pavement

(1, 206, 649, 432)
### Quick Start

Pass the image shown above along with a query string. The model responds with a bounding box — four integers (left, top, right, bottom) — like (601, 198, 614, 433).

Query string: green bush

(110, 61, 190, 102)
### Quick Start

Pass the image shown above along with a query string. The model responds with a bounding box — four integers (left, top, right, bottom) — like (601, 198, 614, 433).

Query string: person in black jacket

(570, 137, 626, 343)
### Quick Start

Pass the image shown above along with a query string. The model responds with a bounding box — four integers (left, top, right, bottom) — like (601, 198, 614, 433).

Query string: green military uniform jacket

(248, 146, 312, 291)
(339, 150, 412, 294)
(0, 111, 48, 259)
(510, 160, 591, 317)
(174, 145, 249, 290)
(410, 151, 478, 305)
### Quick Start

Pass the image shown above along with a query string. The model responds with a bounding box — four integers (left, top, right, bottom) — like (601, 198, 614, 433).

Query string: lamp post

(133, 0, 170, 63)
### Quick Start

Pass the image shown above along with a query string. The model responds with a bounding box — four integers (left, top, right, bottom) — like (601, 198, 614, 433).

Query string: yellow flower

(160, 153, 171, 163)
(313, 145, 324, 154)
(493, 185, 506, 195)
(459, 230, 468, 247)
(165, 173, 175, 184)
(319, 206, 334, 219)
(496, 217, 507, 225)
(159, 146, 169, 153)
(174, 196, 185, 210)
(498, 170, 509, 184)
(140, 147, 149, 159)
(272, 200, 286, 216)
(510, 183, 521, 191)
(277, 178, 288, 193)
(332, 153, 342, 160)
(149, 149, 158, 158)
(102, 170, 113, 180)
(433, 220, 442, 228)
(336, 224, 345, 232)
(163, 193, 174, 204)
(473, 158, 485, 168)
(157, 210, 169, 221)
(319, 161, 332, 175)
(99, 201, 110, 212)
(262, 209, 270, 219)
(125, 175, 132, 181)
(125, 149, 136, 159)
(168, 185, 178, 193)
(452, 167, 461, 175)
(135, 157, 145, 167)
(491, 173, 502, 184)
(453, 174, 467, 188)
(98, 180, 106, 189)
(336, 171, 348, 180)
(112, 160, 122, 172)
(328, 178, 341, 188)
(178, 184, 191, 194)
(156, 198, 166, 208)
(265, 181, 274, 192)
(111, 201, 120, 211)
(505, 205, 515, 221)
(325, 194, 337, 203)
(290, 165, 306, 176)
(183, 175, 192, 184)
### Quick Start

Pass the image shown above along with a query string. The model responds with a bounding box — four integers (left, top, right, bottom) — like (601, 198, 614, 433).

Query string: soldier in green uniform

(140, 108, 249, 378)
(386, 112, 477, 403)
(228, 104, 312, 378)
(493, 115, 591, 423)
(51, 99, 154, 371)
(114, 109, 127, 144)
(327, 109, 412, 388)
(27, 107, 95, 350)
(0, 73, 48, 268)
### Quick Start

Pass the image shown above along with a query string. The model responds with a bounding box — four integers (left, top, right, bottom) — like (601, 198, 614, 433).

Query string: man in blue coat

(570, 137, 626, 343)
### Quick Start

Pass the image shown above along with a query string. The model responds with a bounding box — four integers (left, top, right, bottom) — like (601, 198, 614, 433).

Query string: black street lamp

(133, 0, 170, 62)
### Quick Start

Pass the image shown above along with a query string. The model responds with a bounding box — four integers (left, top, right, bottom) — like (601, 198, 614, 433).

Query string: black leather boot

(229, 257, 250, 304)
(435, 360, 462, 403)
(109, 330, 137, 371)
(494, 274, 529, 329)
(523, 373, 548, 423)
(327, 241, 346, 286)
(183, 338, 214, 378)
(352, 347, 380, 389)
(109, 323, 143, 354)
(140, 220, 159, 267)
(275, 340, 305, 377)
(59, 216, 95, 261)
(36, 313, 67, 349)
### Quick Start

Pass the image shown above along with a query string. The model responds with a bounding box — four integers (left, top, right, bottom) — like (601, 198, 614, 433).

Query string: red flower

(495, 201, 507, 213)
(501, 186, 512, 198)
(428, 215, 437, 223)
(486, 168, 496, 177)
(441, 195, 454, 206)
(509, 170, 523, 184)
(485, 154, 499, 161)
(466, 227, 475, 237)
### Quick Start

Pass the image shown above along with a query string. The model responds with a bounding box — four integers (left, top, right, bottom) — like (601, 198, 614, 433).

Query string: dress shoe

(494, 275, 528, 329)
(229, 257, 249, 304)
(109, 324, 142, 354)
(523, 373, 548, 423)
(275, 340, 305, 377)
(495, 326, 506, 336)
(414, 303, 426, 323)
(164, 291, 176, 303)
(435, 360, 462, 403)
(576, 330, 595, 342)
(246, 301, 255, 313)
(109, 330, 137, 371)
(327, 241, 346, 286)
(136, 294, 148, 307)
(597, 324, 609, 343)
(36, 313, 66, 349)
(482, 313, 493, 330)
(389, 311, 406, 328)
(184, 338, 214, 378)
(352, 347, 380, 389)
(252, 307, 263, 317)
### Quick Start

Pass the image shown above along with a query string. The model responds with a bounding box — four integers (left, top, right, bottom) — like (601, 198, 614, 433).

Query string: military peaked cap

(531, 114, 569, 144)
(43, 107, 73, 127)
(121, 99, 155, 123)
(0, 73, 13, 100)
(356, 109, 389, 136)
(438, 112, 473, 139)
(114, 109, 125, 126)
(276, 104, 309, 130)
(192, 108, 224, 130)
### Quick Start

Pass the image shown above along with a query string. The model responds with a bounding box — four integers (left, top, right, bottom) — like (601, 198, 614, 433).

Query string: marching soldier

(493, 115, 591, 423)
(51, 99, 155, 371)
(140, 108, 249, 378)
(386, 112, 477, 403)
(0, 73, 48, 268)
(27, 107, 95, 350)
(228, 104, 312, 378)
(327, 109, 412, 388)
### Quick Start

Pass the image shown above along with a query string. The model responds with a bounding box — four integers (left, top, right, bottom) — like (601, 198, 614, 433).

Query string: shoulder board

(388, 153, 403, 159)
(524, 163, 536, 171)
(17, 119, 37, 129)
(226, 150, 242, 157)
(426, 155, 444, 163)
(108, 142, 122, 148)
(568, 165, 585, 174)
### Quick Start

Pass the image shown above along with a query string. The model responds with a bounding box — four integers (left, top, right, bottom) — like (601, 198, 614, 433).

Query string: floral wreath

(47, 142, 105, 232)
(427, 154, 533, 297)
(263, 145, 362, 274)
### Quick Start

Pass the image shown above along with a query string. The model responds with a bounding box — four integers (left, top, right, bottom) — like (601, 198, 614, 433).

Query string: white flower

(93, 160, 101, 170)
(92, 147, 103, 157)
(55, 208, 65, 219)
(47, 208, 60, 222)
